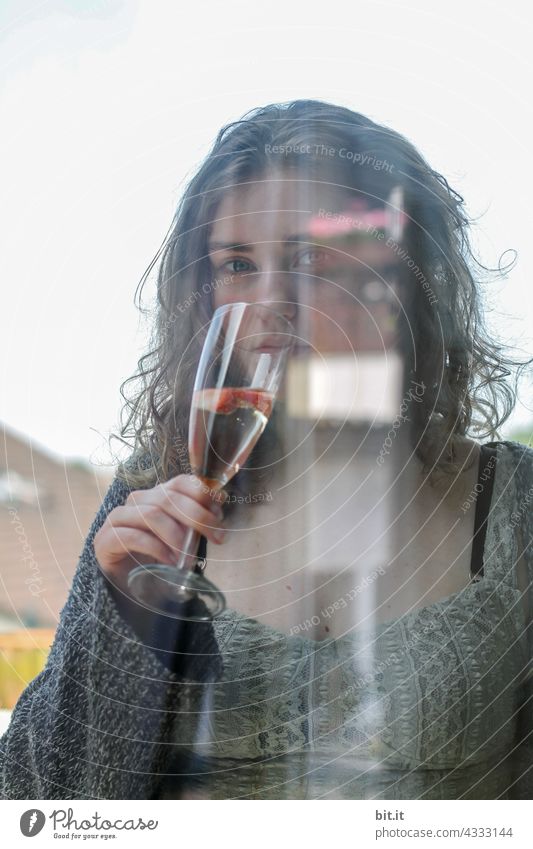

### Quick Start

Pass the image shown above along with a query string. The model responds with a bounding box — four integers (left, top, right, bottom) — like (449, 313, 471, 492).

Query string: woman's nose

(254, 270, 298, 323)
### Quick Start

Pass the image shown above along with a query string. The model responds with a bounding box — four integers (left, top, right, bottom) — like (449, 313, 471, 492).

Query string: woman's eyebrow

(208, 233, 314, 252)
(208, 240, 255, 252)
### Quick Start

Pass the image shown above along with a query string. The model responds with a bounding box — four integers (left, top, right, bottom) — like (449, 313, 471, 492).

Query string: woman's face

(208, 172, 404, 355)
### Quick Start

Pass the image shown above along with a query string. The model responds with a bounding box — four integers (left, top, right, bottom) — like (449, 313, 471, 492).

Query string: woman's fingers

(126, 476, 227, 537)
(157, 494, 226, 542)
(125, 478, 223, 519)
(94, 474, 229, 588)
(112, 499, 226, 550)
(95, 526, 178, 582)
(163, 474, 228, 510)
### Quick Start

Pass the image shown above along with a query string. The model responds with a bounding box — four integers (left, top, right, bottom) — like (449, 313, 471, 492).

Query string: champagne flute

(127, 302, 294, 621)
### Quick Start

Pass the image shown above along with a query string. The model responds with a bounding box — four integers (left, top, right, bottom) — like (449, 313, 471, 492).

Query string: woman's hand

(94, 474, 228, 593)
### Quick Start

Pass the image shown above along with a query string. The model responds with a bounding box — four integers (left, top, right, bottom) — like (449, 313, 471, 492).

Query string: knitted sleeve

(0, 464, 222, 800)
(506, 440, 533, 799)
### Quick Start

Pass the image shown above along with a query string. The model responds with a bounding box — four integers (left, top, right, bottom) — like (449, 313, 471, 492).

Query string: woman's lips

(253, 336, 294, 352)
(251, 337, 312, 354)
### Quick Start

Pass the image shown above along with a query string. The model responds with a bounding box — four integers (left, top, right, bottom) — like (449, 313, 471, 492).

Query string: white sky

(1, 0, 532, 467)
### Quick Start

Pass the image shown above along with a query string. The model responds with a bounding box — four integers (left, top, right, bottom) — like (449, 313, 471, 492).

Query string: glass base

(127, 564, 226, 621)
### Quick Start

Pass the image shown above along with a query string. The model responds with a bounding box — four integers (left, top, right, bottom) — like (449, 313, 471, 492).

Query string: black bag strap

(470, 443, 499, 582)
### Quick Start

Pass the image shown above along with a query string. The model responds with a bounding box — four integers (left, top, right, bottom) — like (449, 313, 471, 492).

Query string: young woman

(1, 100, 532, 800)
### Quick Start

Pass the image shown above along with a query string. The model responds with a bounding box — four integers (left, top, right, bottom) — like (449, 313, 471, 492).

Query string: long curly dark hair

(110, 99, 530, 490)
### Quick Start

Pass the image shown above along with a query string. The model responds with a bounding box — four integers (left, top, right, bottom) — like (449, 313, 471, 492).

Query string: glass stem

(175, 525, 201, 572)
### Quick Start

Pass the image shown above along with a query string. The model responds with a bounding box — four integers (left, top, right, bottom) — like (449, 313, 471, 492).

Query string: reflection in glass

(119, 102, 532, 801)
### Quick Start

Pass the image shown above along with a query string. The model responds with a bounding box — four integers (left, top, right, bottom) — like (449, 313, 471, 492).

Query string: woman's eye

(293, 249, 330, 268)
(222, 258, 255, 274)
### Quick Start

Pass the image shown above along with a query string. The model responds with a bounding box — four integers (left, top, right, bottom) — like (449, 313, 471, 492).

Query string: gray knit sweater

(0, 453, 222, 800)
(2, 442, 532, 799)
